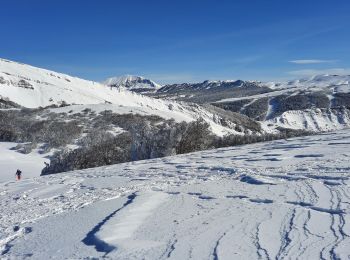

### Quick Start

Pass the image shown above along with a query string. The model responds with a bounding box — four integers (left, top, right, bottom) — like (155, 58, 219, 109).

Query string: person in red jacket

(15, 169, 22, 181)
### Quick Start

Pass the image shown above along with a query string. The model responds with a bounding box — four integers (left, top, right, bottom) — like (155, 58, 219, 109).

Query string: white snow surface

(213, 74, 350, 133)
(1, 130, 350, 259)
(217, 74, 350, 104)
(266, 74, 350, 92)
(0, 143, 49, 183)
(0, 59, 161, 108)
(262, 108, 350, 132)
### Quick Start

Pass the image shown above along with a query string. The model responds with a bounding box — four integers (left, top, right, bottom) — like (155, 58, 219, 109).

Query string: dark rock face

(332, 93, 350, 108)
(108, 77, 159, 92)
(0, 76, 8, 84)
(213, 98, 269, 121)
(17, 79, 34, 89)
(269, 92, 330, 118)
(0, 98, 21, 109)
(128, 88, 157, 93)
(147, 80, 272, 103)
(213, 92, 333, 121)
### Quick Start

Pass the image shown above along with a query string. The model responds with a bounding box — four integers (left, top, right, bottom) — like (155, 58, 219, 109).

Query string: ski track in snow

(82, 192, 138, 255)
(1, 130, 350, 259)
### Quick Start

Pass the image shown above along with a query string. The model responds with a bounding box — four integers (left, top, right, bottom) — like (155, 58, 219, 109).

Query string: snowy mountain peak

(103, 75, 161, 92)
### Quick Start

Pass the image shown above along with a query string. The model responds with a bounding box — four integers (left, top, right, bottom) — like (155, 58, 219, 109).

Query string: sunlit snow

(1, 130, 349, 259)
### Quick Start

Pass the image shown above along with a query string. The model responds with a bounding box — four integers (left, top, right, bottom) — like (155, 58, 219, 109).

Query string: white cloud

(288, 68, 350, 76)
(289, 59, 337, 64)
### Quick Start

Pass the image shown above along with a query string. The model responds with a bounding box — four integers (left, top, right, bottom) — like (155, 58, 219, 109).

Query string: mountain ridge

(0, 58, 259, 137)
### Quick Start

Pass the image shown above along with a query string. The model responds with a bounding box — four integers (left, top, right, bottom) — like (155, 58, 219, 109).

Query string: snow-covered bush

(332, 93, 350, 107)
(176, 119, 214, 154)
(42, 132, 132, 175)
(0, 109, 83, 151)
(271, 93, 330, 118)
(41, 117, 215, 174)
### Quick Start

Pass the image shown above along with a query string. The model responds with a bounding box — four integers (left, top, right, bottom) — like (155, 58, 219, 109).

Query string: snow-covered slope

(1, 130, 350, 259)
(0, 58, 246, 136)
(218, 74, 350, 104)
(263, 108, 350, 132)
(0, 58, 127, 108)
(212, 74, 350, 132)
(267, 74, 350, 92)
(0, 142, 49, 183)
(0, 60, 156, 108)
(103, 75, 161, 92)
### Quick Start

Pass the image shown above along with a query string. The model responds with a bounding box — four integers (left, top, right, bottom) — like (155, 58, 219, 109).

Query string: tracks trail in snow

(1, 130, 350, 259)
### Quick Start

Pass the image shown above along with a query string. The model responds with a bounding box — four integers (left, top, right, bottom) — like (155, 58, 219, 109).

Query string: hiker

(15, 169, 22, 181)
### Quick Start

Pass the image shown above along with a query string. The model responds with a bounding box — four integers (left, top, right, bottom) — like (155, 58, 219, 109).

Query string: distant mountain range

(103, 72, 350, 132)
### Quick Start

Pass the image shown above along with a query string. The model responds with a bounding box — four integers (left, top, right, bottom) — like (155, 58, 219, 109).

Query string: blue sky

(1, 0, 350, 84)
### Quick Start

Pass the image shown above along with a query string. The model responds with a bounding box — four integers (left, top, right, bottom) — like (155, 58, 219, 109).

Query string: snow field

(0, 130, 349, 259)
(0, 142, 49, 183)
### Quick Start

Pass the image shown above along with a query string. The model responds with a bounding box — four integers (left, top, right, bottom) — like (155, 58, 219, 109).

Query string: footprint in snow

(13, 226, 20, 232)
(130, 178, 149, 181)
(328, 142, 350, 145)
(198, 195, 216, 200)
(249, 199, 274, 204)
(306, 175, 348, 181)
(152, 187, 163, 192)
(286, 201, 344, 215)
(263, 153, 282, 157)
(176, 165, 192, 169)
(12, 226, 32, 234)
(188, 192, 202, 196)
(210, 167, 236, 174)
(323, 180, 342, 186)
(226, 195, 248, 199)
(166, 191, 181, 195)
(294, 154, 324, 158)
(24, 227, 32, 234)
(240, 175, 274, 185)
(286, 201, 313, 207)
(226, 195, 273, 204)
